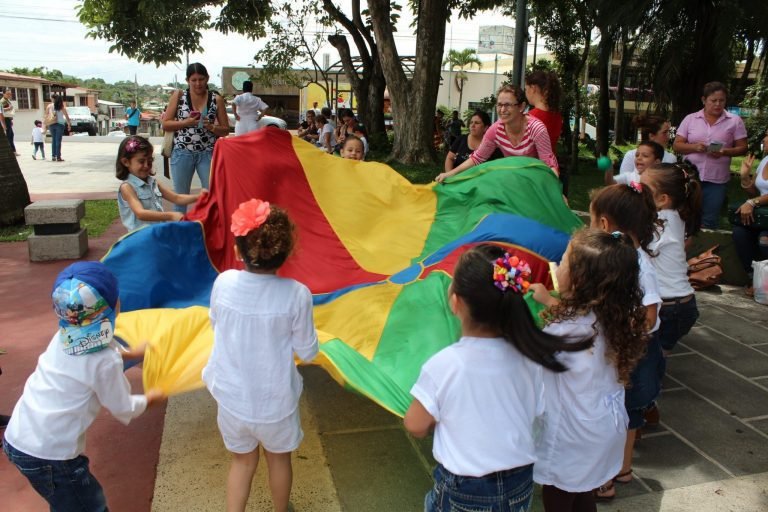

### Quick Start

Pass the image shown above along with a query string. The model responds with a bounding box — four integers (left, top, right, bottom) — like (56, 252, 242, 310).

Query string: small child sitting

(3, 261, 163, 510)
(116, 135, 202, 231)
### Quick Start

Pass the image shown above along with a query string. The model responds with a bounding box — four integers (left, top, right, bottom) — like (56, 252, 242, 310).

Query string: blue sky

(0, 0, 527, 86)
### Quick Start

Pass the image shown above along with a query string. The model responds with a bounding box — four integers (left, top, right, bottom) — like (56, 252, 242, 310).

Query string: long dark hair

(590, 184, 660, 256)
(525, 70, 561, 111)
(53, 95, 64, 111)
(186, 62, 209, 79)
(546, 229, 647, 384)
(634, 114, 668, 142)
(452, 244, 591, 373)
(646, 162, 703, 237)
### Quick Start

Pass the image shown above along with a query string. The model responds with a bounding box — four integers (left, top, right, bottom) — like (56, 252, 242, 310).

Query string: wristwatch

(749, 198, 760, 207)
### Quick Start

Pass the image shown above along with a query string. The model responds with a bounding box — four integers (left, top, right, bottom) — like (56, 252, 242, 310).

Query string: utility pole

(512, 0, 528, 88)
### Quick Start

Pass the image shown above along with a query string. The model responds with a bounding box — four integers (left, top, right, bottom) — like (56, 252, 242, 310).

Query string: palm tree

(443, 48, 482, 111)
(0, 125, 30, 225)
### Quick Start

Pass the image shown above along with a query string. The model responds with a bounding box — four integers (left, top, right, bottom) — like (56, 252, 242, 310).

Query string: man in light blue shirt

(125, 101, 141, 135)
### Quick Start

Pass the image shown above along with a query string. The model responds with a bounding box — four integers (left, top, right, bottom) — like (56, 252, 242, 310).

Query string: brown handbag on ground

(687, 245, 723, 290)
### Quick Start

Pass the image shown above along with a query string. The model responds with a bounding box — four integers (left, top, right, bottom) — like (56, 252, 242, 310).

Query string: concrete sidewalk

(6, 142, 768, 511)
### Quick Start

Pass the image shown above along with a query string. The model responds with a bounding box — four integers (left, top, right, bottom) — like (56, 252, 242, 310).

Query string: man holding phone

(673, 82, 748, 228)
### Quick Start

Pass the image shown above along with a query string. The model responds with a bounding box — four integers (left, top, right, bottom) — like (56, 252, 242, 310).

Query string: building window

(5, 87, 39, 110)
(79, 96, 88, 106)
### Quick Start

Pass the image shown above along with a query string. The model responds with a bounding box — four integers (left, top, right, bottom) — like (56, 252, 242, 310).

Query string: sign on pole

(478, 26, 515, 55)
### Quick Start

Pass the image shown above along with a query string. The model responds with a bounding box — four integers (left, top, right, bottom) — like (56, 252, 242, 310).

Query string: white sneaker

(32, 154, 36, 160)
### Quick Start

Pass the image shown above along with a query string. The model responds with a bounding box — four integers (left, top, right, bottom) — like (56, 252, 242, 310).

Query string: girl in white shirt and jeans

(404, 244, 592, 512)
(641, 163, 703, 355)
(202, 199, 318, 512)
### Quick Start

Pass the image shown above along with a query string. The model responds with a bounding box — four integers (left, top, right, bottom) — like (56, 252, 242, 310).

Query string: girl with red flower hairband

(202, 199, 319, 512)
(529, 229, 647, 512)
(589, 183, 664, 501)
(404, 244, 591, 512)
(115, 135, 203, 232)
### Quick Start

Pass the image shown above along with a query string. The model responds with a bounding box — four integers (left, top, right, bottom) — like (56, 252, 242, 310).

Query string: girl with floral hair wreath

(530, 228, 647, 512)
(404, 244, 592, 512)
(116, 135, 202, 231)
(202, 199, 319, 512)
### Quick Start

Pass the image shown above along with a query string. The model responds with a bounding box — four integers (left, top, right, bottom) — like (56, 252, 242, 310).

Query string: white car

(225, 106, 287, 132)
(107, 130, 127, 138)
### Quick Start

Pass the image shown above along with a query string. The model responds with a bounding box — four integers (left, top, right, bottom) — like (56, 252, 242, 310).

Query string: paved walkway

(3, 142, 768, 511)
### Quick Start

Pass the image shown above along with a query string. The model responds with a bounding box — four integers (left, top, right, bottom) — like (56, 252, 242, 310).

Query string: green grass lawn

(0, 200, 119, 243)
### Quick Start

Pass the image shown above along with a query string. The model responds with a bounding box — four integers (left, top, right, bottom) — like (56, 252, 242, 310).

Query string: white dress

(233, 93, 269, 136)
(534, 312, 628, 492)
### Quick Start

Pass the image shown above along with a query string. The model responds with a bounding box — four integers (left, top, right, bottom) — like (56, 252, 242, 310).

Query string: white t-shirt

(5, 334, 147, 460)
(317, 123, 336, 150)
(649, 209, 694, 298)
(534, 313, 627, 492)
(203, 270, 319, 423)
(410, 336, 544, 477)
(233, 93, 269, 136)
(638, 249, 662, 333)
(754, 156, 768, 195)
(32, 126, 44, 143)
(619, 148, 676, 174)
(613, 169, 640, 185)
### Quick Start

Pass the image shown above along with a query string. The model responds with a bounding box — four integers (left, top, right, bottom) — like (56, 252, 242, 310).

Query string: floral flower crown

(492, 253, 532, 293)
(231, 199, 271, 237)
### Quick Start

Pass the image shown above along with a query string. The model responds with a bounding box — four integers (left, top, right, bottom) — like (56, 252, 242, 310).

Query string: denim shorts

(657, 295, 699, 351)
(625, 332, 666, 429)
(3, 437, 108, 511)
(425, 463, 534, 512)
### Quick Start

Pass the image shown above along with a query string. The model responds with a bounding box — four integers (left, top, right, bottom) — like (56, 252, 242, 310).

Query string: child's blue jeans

(425, 463, 534, 512)
(658, 295, 699, 352)
(626, 332, 666, 429)
(3, 437, 108, 511)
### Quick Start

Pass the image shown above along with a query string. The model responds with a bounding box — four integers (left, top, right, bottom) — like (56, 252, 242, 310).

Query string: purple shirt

(676, 109, 747, 184)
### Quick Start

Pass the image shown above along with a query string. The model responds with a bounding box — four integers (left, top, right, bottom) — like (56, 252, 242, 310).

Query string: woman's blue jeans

(170, 148, 212, 212)
(49, 123, 65, 159)
(701, 182, 728, 229)
(3, 438, 108, 511)
(425, 463, 534, 512)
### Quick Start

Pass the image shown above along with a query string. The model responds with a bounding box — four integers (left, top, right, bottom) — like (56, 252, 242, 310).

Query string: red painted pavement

(0, 219, 166, 512)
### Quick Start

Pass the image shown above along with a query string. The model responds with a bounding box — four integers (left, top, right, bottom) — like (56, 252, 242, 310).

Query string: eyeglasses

(496, 102, 520, 110)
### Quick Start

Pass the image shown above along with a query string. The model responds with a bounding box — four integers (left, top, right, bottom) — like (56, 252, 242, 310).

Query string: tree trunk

(596, 25, 614, 156)
(0, 125, 31, 225)
(734, 38, 756, 103)
(368, 0, 448, 164)
(613, 30, 631, 146)
(569, 39, 592, 173)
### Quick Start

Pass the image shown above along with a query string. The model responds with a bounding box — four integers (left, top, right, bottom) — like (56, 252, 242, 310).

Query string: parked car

(225, 106, 287, 132)
(66, 106, 98, 136)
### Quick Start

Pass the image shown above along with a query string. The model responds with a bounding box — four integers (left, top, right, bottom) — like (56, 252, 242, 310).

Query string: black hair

(315, 114, 327, 125)
(452, 244, 592, 372)
(186, 62, 209, 79)
(702, 81, 727, 99)
(234, 206, 295, 271)
(590, 184, 660, 256)
(115, 136, 154, 180)
(638, 140, 664, 161)
(34, 120, 42, 127)
(242, 80, 253, 93)
(646, 162, 703, 236)
(53, 96, 64, 111)
(471, 110, 492, 127)
(321, 107, 332, 117)
(633, 114, 668, 142)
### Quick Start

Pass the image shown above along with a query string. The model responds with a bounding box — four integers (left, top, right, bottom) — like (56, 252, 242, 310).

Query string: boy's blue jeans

(425, 463, 534, 512)
(3, 438, 108, 512)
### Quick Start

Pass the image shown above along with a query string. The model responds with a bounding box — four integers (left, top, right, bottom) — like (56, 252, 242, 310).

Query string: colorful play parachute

(104, 128, 582, 415)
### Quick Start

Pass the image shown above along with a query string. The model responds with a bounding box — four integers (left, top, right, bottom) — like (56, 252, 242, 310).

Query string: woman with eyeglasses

(673, 82, 748, 228)
(436, 85, 558, 183)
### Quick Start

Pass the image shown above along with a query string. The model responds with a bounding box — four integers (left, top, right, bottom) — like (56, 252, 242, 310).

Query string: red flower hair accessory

(231, 199, 271, 237)
(492, 253, 532, 293)
(628, 181, 643, 194)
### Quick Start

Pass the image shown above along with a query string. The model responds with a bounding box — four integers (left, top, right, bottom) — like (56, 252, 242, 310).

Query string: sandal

(614, 469, 633, 484)
(594, 480, 615, 502)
